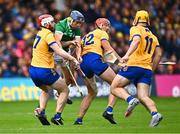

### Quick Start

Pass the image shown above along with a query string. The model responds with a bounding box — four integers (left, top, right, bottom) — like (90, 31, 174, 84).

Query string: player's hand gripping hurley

(103, 51, 128, 70)
(103, 50, 176, 68)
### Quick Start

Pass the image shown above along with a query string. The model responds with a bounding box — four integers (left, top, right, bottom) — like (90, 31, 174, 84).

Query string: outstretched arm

(75, 36, 82, 62)
(50, 43, 78, 65)
(101, 39, 121, 62)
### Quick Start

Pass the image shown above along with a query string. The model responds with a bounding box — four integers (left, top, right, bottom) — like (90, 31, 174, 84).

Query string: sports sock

(126, 96, 134, 104)
(76, 117, 82, 122)
(151, 112, 158, 116)
(54, 112, 61, 119)
(106, 106, 113, 114)
(40, 110, 45, 115)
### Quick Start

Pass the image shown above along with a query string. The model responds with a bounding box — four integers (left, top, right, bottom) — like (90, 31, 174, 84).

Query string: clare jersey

(31, 28, 56, 68)
(127, 25, 160, 70)
(81, 29, 109, 56)
(55, 17, 81, 41)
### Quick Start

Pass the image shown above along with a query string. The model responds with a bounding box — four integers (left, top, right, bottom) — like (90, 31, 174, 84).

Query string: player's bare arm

(152, 46, 162, 71)
(101, 39, 121, 62)
(50, 43, 79, 66)
(75, 36, 82, 62)
(122, 35, 141, 62)
(61, 40, 78, 47)
(55, 31, 63, 48)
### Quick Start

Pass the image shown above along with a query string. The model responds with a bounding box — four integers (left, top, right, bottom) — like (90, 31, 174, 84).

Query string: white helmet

(37, 14, 54, 28)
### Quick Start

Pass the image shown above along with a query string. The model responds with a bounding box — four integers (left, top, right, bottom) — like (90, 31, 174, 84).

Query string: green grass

(0, 97, 180, 133)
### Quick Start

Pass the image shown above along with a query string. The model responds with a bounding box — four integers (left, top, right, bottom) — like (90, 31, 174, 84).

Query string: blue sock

(151, 112, 158, 116)
(40, 110, 45, 115)
(54, 112, 61, 119)
(126, 96, 134, 103)
(76, 118, 82, 122)
(106, 106, 113, 114)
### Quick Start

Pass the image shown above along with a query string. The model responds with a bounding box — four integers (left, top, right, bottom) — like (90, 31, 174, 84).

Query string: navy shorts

(80, 53, 109, 78)
(118, 66, 153, 85)
(29, 66, 60, 87)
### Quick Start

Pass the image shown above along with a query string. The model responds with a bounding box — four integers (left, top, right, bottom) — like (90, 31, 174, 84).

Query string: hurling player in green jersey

(54, 10, 85, 104)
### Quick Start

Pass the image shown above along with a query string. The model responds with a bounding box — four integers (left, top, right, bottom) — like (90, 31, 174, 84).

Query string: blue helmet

(70, 10, 85, 23)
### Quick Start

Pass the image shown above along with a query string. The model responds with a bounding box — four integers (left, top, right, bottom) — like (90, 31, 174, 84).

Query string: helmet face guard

(70, 10, 85, 23)
(37, 14, 55, 28)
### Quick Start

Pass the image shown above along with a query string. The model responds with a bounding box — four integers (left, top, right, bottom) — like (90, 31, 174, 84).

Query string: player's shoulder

(56, 18, 68, 28)
(39, 28, 52, 35)
(94, 29, 108, 35)
(129, 26, 142, 37)
(130, 26, 140, 31)
(151, 33, 158, 42)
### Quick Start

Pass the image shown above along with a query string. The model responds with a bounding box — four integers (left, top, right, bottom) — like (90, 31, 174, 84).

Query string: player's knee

(59, 87, 69, 97)
(110, 86, 116, 96)
(55, 79, 69, 93)
(92, 84, 98, 94)
(110, 83, 117, 95)
(88, 88, 97, 98)
(61, 82, 69, 93)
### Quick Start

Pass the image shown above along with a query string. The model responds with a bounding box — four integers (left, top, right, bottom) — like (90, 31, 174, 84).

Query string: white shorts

(54, 54, 68, 67)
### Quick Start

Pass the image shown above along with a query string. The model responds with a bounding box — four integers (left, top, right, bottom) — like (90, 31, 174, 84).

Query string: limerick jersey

(55, 17, 81, 41)
(31, 28, 56, 68)
(127, 26, 160, 70)
(81, 29, 109, 57)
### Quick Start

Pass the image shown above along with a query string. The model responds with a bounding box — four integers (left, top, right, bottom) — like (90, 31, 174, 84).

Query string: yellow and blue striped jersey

(31, 28, 56, 68)
(81, 29, 109, 57)
(127, 25, 160, 70)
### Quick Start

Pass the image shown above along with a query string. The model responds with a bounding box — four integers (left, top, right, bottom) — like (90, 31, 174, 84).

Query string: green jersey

(55, 17, 81, 41)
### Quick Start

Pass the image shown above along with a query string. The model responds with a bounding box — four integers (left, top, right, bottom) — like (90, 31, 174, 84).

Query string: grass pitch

(0, 97, 180, 133)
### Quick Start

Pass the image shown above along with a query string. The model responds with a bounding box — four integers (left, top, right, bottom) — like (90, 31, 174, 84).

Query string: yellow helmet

(133, 10, 150, 25)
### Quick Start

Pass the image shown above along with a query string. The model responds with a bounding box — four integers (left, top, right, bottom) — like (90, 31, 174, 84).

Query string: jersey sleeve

(45, 32, 56, 46)
(100, 31, 109, 41)
(154, 36, 160, 47)
(55, 22, 65, 33)
(75, 28, 81, 36)
(129, 26, 141, 41)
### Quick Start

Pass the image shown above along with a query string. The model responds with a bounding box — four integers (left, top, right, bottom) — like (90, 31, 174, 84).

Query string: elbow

(55, 35, 59, 41)
(135, 40, 140, 46)
(155, 47, 162, 58)
(155, 53, 162, 60)
(131, 40, 140, 48)
(158, 53, 162, 58)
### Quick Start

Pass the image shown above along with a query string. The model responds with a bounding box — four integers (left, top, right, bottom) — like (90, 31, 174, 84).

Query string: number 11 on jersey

(144, 36, 153, 54)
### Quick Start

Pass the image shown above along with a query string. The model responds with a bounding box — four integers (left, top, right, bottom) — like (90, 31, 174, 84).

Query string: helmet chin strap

(42, 23, 54, 30)
(69, 19, 75, 29)
(70, 19, 73, 25)
(133, 17, 150, 26)
(100, 25, 108, 32)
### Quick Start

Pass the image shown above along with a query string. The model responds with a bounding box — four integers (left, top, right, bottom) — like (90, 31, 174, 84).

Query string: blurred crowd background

(0, 0, 179, 77)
